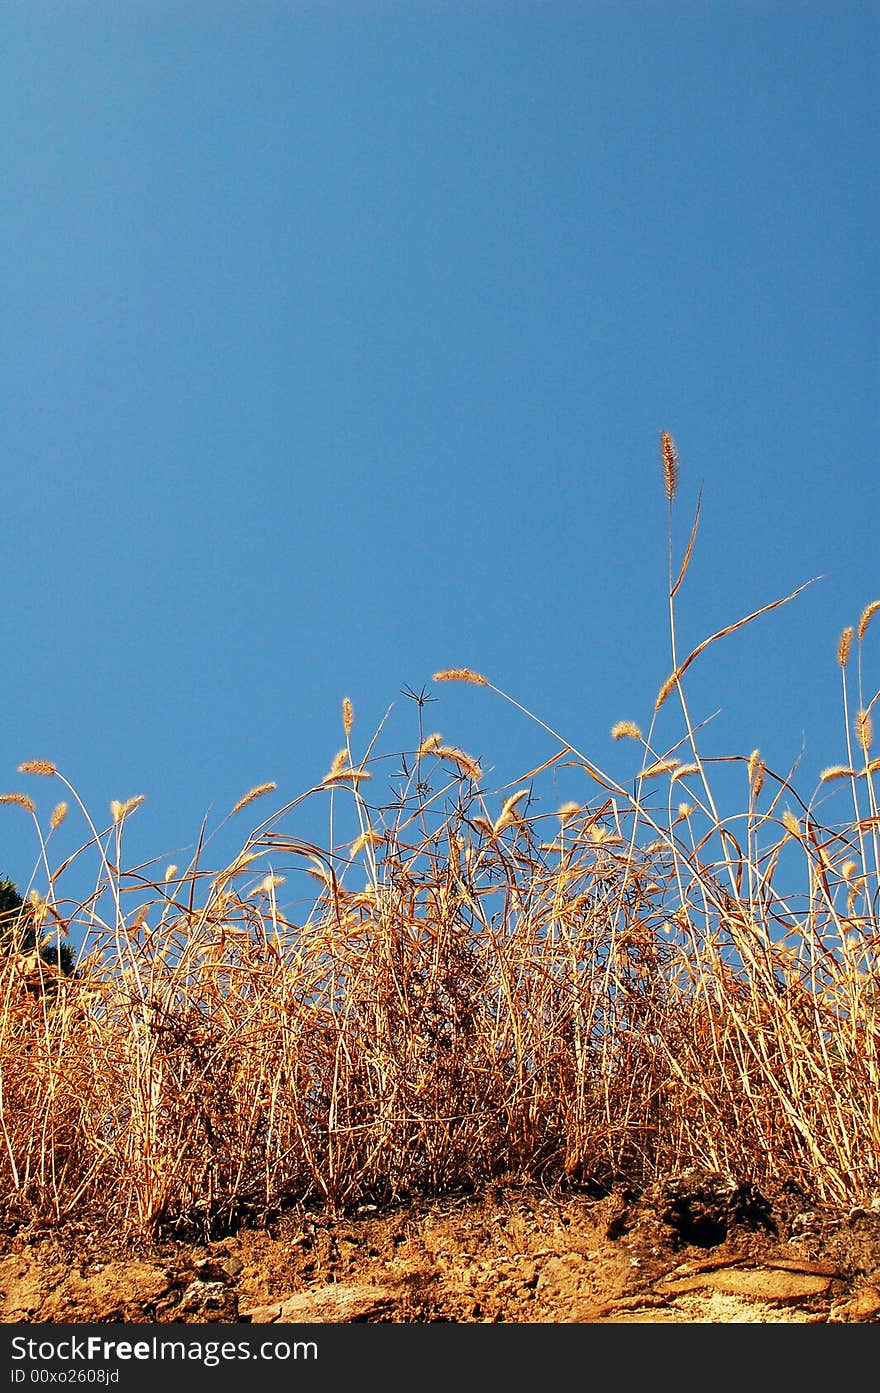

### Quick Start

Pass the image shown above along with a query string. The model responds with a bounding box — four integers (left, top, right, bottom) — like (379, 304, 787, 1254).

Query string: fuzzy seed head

(436, 745, 482, 783)
(670, 763, 701, 784)
(432, 668, 489, 687)
(747, 749, 765, 799)
(342, 696, 354, 735)
(643, 757, 681, 779)
(130, 903, 149, 933)
(323, 766, 372, 786)
(611, 720, 643, 741)
(676, 802, 694, 820)
(493, 789, 529, 832)
(0, 792, 36, 813)
(654, 671, 678, 712)
(588, 824, 620, 845)
(855, 708, 874, 754)
(231, 782, 277, 816)
(28, 892, 48, 926)
(782, 810, 801, 839)
(857, 600, 880, 643)
(500, 789, 529, 821)
(418, 733, 444, 756)
(350, 829, 383, 856)
(50, 801, 68, 830)
(556, 801, 581, 822)
(819, 765, 854, 783)
(164, 864, 178, 881)
(838, 626, 854, 668)
(661, 431, 679, 503)
(257, 874, 285, 894)
(18, 760, 57, 777)
(329, 749, 349, 776)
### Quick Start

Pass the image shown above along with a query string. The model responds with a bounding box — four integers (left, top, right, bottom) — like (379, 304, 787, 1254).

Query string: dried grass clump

(1, 434, 877, 1237)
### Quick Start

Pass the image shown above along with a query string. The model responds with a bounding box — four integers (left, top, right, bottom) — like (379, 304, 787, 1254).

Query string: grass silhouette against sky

(2, 1, 877, 922)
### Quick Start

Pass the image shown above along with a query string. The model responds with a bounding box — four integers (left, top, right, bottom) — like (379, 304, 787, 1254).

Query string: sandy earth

(2, 1174, 879, 1325)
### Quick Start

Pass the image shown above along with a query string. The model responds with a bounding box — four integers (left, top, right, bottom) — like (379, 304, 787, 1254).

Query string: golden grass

(1, 435, 878, 1237)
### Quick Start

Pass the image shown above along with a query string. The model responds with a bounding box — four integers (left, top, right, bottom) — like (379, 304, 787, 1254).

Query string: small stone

(176, 1279, 239, 1322)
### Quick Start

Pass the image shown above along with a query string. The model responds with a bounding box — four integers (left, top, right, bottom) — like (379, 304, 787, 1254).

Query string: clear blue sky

(2, 1, 878, 923)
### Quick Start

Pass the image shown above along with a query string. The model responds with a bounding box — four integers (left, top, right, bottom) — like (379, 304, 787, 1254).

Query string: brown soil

(2, 1173, 879, 1325)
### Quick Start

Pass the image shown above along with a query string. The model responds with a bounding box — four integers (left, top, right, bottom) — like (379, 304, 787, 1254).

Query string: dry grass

(1, 436, 878, 1236)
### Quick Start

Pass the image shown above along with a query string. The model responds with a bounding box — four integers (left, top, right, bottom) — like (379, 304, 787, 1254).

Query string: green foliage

(0, 874, 75, 976)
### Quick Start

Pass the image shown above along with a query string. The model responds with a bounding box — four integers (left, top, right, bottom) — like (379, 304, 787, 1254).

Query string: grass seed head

(436, 745, 482, 782)
(231, 782, 277, 816)
(418, 733, 444, 756)
(257, 874, 285, 893)
(820, 765, 855, 783)
(27, 891, 48, 926)
(661, 431, 679, 502)
(432, 668, 489, 686)
(611, 720, 643, 741)
(18, 759, 57, 777)
(855, 708, 874, 754)
(655, 671, 678, 712)
(323, 766, 372, 785)
(350, 829, 383, 856)
(643, 757, 681, 779)
(50, 801, 68, 830)
(342, 696, 354, 735)
(0, 792, 36, 813)
(670, 763, 701, 784)
(838, 626, 854, 668)
(857, 600, 880, 643)
(493, 788, 530, 832)
(326, 749, 349, 778)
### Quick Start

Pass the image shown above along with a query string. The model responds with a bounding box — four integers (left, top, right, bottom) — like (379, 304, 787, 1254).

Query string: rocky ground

(2, 1173, 879, 1325)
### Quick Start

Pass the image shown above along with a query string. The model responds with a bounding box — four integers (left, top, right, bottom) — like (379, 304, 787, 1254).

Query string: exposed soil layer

(2, 1173, 880, 1324)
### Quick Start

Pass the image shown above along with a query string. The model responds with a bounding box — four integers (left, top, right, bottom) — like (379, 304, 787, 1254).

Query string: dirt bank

(2, 1173, 879, 1324)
